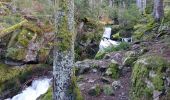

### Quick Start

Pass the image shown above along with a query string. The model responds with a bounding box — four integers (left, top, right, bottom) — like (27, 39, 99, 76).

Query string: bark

(109, 0, 113, 7)
(0, 20, 28, 38)
(136, 0, 146, 13)
(53, 0, 75, 100)
(153, 0, 164, 21)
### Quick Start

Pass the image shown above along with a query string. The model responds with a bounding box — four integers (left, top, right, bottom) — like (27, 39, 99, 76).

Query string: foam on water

(6, 78, 51, 100)
(99, 27, 119, 51)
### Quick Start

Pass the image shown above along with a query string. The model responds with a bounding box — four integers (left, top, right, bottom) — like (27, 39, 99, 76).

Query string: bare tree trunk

(153, 0, 164, 21)
(109, 0, 113, 7)
(53, 0, 75, 100)
(136, 0, 146, 13)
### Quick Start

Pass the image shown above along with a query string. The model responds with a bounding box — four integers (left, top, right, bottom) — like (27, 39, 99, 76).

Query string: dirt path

(79, 68, 131, 100)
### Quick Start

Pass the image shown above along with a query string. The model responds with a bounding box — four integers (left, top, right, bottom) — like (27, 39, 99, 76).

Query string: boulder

(105, 60, 120, 79)
(131, 55, 169, 99)
(123, 51, 138, 67)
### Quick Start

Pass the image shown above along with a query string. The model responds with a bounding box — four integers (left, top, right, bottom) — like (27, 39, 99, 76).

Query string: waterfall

(6, 78, 51, 100)
(99, 27, 119, 51)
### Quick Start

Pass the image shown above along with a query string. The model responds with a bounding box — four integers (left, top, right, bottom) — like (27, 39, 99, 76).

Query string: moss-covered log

(0, 20, 28, 38)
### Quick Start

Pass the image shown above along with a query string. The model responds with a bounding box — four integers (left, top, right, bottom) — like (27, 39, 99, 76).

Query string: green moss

(95, 84, 101, 96)
(131, 55, 168, 99)
(0, 63, 50, 95)
(131, 59, 150, 99)
(88, 84, 101, 96)
(112, 32, 120, 40)
(103, 85, 114, 96)
(6, 47, 26, 60)
(94, 51, 106, 60)
(152, 75, 164, 91)
(123, 57, 137, 66)
(104, 42, 130, 53)
(38, 48, 50, 62)
(69, 68, 83, 100)
(17, 29, 30, 47)
(56, 0, 73, 51)
(41, 87, 52, 100)
(106, 62, 119, 79)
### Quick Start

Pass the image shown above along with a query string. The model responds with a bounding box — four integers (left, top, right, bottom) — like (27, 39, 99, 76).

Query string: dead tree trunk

(53, 0, 75, 100)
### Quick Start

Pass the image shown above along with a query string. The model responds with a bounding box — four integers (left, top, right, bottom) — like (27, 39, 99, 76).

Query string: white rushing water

(6, 78, 51, 100)
(99, 27, 119, 51)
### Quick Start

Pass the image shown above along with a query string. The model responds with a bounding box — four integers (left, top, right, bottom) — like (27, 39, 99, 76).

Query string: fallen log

(0, 19, 28, 38)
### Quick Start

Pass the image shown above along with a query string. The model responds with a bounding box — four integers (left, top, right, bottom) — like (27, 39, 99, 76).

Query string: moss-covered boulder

(6, 47, 27, 61)
(131, 55, 169, 100)
(105, 60, 120, 79)
(94, 51, 106, 60)
(88, 84, 101, 96)
(103, 85, 114, 96)
(123, 51, 138, 67)
(0, 63, 51, 99)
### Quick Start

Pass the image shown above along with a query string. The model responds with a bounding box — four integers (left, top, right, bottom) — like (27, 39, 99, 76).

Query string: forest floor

(77, 36, 170, 100)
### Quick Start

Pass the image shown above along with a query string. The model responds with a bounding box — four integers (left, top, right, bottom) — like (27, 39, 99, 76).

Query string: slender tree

(53, 0, 75, 100)
(136, 0, 146, 13)
(153, 0, 164, 21)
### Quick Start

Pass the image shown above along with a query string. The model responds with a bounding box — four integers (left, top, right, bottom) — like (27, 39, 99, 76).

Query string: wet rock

(88, 84, 101, 96)
(112, 80, 122, 90)
(103, 85, 114, 96)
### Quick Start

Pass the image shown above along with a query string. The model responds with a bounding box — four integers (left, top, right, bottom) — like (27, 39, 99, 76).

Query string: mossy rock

(88, 84, 101, 96)
(105, 61, 120, 79)
(131, 55, 169, 99)
(0, 63, 50, 98)
(6, 47, 27, 61)
(38, 48, 50, 63)
(123, 57, 137, 67)
(94, 51, 106, 60)
(123, 51, 138, 67)
(103, 85, 114, 96)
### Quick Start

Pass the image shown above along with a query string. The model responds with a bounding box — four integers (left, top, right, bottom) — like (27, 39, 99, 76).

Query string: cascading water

(6, 78, 51, 100)
(99, 27, 119, 51)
